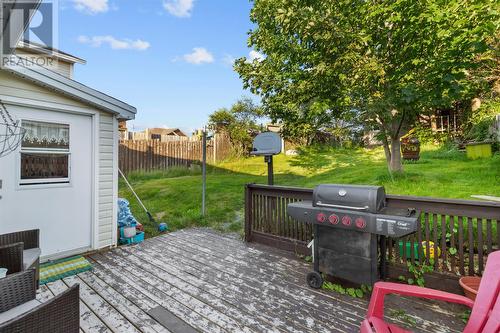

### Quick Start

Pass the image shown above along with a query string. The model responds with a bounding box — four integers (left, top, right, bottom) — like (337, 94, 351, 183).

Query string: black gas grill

(287, 184, 420, 288)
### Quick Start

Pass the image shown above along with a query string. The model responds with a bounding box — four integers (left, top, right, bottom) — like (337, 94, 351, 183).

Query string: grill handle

(316, 201, 370, 211)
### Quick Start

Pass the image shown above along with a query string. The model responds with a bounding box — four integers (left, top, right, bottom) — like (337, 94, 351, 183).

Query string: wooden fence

(119, 134, 232, 174)
(125, 132, 199, 142)
(245, 184, 500, 287)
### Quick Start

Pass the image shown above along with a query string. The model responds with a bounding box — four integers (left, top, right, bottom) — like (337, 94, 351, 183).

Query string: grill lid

(312, 184, 386, 214)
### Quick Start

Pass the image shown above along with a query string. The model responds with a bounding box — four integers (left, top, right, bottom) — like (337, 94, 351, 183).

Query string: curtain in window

(20, 120, 71, 184)
(22, 120, 69, 150)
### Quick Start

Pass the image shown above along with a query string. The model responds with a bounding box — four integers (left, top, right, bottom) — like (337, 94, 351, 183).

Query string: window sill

(17, 182, 72, 190)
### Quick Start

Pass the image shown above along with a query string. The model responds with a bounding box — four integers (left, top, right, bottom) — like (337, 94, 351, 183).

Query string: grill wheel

(306, 271, 324, 289)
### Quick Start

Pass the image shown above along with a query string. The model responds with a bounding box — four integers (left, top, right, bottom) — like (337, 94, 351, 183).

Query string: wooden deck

(37, 228, 468, 333)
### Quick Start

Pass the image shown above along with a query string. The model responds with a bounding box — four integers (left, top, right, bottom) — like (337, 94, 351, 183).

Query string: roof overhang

(16, 41, 87, 64)
(2, 56, 136, 120)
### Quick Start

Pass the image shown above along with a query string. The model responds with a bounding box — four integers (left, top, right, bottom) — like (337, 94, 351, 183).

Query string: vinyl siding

(14, 50, 74, 78)
(98, 112, 116, 248)
(0, 71, 88, 108)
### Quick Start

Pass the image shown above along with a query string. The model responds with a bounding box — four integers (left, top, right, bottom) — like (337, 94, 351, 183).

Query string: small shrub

(398, 261, 434, 287)
(322, 280, 371, 298)
(413, 122, 452, 145)
(465, 117, 496, 142)
(463, 99, 499, 143)
(460, 310, 472, 324)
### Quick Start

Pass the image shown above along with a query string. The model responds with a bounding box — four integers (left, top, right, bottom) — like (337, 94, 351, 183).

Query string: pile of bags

(118, 198, 138, 228)
(117, 198, 144, 244)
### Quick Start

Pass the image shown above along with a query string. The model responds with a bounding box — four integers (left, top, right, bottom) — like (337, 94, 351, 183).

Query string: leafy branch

(398, 261, 434, 287)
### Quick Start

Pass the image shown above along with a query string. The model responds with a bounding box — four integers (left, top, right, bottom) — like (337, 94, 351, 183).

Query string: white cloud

(182, 47, 214, 65)
(163, 0, 194, 18)
(78, 35, 151, 51)
(73, 0, 109, 14)
(248, 50, 265, 62)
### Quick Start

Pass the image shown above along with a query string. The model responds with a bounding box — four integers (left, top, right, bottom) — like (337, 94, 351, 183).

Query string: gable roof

(147, 128, 187, 136)
(2, 56, 136, 120)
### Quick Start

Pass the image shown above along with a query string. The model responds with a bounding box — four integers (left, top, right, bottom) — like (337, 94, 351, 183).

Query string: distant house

(429, 108, 460, 133)
(118, 120, 129, 140)
(266, 123, 282, 133)
(128, 127, 190, 141)
(146, 127, 187, 139)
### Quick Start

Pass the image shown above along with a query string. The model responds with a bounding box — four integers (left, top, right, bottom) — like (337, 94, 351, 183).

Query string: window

(20, 120, 70, 185)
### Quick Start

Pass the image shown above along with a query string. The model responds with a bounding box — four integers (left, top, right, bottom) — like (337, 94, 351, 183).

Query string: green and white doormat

(40, 256, 92, 285)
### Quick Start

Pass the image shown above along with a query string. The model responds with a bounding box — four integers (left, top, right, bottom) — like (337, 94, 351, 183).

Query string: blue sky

(53, 0, 258, 134)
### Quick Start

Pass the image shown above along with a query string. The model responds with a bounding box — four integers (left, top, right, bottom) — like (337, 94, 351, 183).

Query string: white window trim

(17, 118, 73, 188)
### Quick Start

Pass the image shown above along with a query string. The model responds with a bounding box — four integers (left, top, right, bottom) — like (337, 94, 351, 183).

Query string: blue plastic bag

(117, 198, 138, 228)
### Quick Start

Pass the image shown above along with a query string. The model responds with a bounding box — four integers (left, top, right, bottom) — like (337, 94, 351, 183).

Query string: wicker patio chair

(0, 229, 40, 288)
(0, 270, 80, 333)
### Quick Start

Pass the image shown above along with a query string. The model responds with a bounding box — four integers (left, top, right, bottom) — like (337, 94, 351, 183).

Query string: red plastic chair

(360, 250, 500, 333)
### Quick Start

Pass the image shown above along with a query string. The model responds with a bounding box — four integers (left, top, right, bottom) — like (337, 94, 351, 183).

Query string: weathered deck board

(63, 275, 142, 333)
(152, 230, 463, 332)
(36, 228, 467, 333)
(113, 248, 288, 332)
(98, 250, 253, 332)
(168, 229, 466, 331)
(77, 271, 169, 333)
(89, 253, 224, 333)
(46, 279, 112, 333)
(129, 237, 364, 331)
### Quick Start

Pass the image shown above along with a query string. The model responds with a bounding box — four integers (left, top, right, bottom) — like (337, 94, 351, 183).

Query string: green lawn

(119, 145, 500, 237)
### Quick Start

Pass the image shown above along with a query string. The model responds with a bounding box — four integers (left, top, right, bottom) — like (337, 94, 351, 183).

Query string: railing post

(245, 184, 253, 242)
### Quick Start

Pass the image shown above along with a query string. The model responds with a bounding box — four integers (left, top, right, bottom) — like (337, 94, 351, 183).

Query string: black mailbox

(251, 132, 282, 156)
(251, 132, 282, 185)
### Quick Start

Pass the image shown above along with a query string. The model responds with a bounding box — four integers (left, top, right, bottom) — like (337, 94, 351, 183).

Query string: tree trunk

(382, 136, 391, 164)
(389, 137, 403, 172)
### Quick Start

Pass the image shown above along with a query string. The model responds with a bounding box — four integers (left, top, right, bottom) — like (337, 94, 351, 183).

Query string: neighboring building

(145, 127, 187, 139)
(265, 123, 286, 152)
(128, 127, 189, 141)
(118, 120, 128, 140)
(266, 123, 282, 133)
(430, 109, 460, 133)
(0, 21, 136, 259)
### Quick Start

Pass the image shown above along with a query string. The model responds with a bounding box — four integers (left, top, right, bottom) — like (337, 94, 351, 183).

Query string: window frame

(18, 119, 72, 187)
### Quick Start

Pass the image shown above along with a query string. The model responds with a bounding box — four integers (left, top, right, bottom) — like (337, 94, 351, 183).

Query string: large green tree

(235, 0, 498, 172)
(209, 97, 263, 155)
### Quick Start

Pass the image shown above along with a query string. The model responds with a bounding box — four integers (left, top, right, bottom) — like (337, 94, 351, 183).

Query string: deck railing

(245, 184, 500, 277)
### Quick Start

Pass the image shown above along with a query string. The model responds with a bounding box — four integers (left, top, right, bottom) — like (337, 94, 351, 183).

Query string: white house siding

(0, 70, 117, 251)
(98, 112, 117, 248)
(14, 50, 73, 78)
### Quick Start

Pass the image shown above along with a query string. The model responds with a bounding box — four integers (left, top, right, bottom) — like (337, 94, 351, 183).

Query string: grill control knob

(342, 216, 351, 226)
(316, 213, 326, 223)
(355, 218, 366, 229)
(329, 214, 339, 225)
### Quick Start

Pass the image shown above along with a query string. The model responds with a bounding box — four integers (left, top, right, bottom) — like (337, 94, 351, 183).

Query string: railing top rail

(247, 183, 314, 194)
(246, 183, 500, 211)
